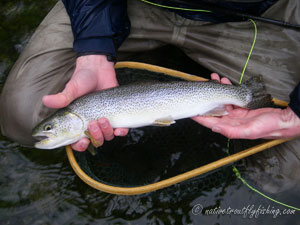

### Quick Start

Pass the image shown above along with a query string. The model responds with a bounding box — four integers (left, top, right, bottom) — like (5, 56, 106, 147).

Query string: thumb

(42, 80, 79, 109)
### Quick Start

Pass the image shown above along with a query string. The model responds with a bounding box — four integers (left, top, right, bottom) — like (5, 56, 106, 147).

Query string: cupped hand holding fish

(42, 55, 128, 151)
(192, 73, 300, 139)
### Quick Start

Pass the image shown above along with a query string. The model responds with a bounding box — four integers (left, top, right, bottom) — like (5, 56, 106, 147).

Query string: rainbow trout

(32, 76, 271, 149)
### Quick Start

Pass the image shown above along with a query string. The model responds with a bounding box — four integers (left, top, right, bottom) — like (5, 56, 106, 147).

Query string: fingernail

(212, 126, 221, 132)
(115, 130, 123, 136)
(100, 120, 108, 128)
(90, 123, 99, 132)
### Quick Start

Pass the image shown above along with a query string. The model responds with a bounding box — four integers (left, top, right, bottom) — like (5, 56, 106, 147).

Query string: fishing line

(239, 19, 256, 83)
(229, 19, 300, 211)
(227, 140, 300, 211)
(141, 0, 300, 210)
(141, 0, 211, 13)
(141, 0, 300, 29)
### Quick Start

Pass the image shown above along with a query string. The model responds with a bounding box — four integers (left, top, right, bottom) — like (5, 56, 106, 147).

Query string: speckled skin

(33, 78, 271, 149)
(66, 81, 252, 129)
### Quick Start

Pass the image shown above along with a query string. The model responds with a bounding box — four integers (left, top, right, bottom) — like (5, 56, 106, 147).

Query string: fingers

(73, 118, 129, 152)
(42, 93, 72, 109)
(88, 120, 105, 147)
(221, 77, 232, 85)
(42, 69, 99, 109)
(42, 79, 79, 108)
(210, 73, 232, 85)
(72, 138, 90, 152)
(192, 116, 221, 129)
(211, 73, 221, 82)
(210, 124, 250, 139)
(210, 123, 271, 139)
(225, 105, 234, 112)
(114, 128, 129, 136)
(192, 116, 252, 139)
(210, 73, 233, 111)
(98, 118, 114, 141)
(210, 121, 279, 140)
(192, 115, 253, 139)
(193, 111, 257, 139)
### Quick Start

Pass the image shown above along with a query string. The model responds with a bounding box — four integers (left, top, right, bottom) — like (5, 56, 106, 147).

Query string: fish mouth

(33, 135, 49, 141)
(32, 132, 80, 149)
(32, 131, 54, 141)
(32, 132, 57, 149)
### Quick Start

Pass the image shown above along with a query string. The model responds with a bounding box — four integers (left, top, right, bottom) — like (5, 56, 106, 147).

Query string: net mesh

(73, 68, 256, 191)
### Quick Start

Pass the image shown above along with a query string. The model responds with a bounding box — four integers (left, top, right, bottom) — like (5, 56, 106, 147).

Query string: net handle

(66, 61, 290, 195)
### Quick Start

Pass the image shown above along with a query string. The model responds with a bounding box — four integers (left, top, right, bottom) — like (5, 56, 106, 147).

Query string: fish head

(32, 110, 84, 149)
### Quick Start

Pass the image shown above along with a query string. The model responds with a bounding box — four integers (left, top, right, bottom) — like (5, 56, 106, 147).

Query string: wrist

(279, 107, 300, 131)
(77, 52, 116, 62)
(76, 55, 114, 69)
(74, 55, 118, 90)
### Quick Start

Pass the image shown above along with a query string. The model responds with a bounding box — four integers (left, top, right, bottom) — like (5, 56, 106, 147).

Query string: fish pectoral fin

(84, 130, 101, 155)
(202, 106, 228, 117)
(153, 117, 176, 126)
(87, 144, 97, 156)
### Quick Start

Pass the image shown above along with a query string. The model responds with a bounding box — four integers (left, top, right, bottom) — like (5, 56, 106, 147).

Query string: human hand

(192, 73, 300, 139)
(43, 55, 128, 151)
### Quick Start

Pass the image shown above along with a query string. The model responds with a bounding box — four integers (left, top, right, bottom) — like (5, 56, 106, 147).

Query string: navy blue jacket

(62, 0, 130, 61)
(61, 0, 300, 118)
(61, 0, 276, 58)
(289, 83, 300, 118)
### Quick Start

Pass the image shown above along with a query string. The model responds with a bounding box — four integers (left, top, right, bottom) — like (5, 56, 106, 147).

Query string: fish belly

(105, 101, 226, 128)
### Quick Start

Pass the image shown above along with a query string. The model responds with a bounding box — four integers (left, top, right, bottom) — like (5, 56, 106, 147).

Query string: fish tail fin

(243, 75, 273, 109)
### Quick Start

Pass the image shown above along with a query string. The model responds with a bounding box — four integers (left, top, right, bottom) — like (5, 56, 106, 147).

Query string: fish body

(32, 76, 271, 149)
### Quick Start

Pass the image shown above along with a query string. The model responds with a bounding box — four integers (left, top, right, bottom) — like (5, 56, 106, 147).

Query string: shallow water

(0, 1, 300, 224)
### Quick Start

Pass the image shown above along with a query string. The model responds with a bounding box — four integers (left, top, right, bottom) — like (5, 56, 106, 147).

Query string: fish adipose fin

(153, 116, 176, 126)
(244, 75, 273, 109)
(202, 105, 228, 116)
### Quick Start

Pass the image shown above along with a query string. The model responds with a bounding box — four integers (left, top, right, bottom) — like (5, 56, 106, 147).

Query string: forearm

(273, 107, 300, 138)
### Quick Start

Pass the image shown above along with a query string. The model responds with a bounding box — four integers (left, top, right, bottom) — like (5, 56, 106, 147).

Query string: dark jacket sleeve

(289, 82, 300, 118)
(61, 0, 130, 60)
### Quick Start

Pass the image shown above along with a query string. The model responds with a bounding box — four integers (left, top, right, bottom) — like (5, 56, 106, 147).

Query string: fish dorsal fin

(153, 116, 176, 126)
(202, 106, 228, 117)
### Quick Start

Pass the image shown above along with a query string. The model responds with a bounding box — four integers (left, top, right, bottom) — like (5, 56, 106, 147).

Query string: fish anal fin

(153, 116, 175, 126)
(202, 106, 228, 117)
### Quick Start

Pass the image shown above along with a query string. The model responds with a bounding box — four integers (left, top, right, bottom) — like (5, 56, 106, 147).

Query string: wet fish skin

(32, 76, 271, 149)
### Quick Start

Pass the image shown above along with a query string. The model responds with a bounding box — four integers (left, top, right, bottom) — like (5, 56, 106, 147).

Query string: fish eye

(43, 124, 52, 131)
